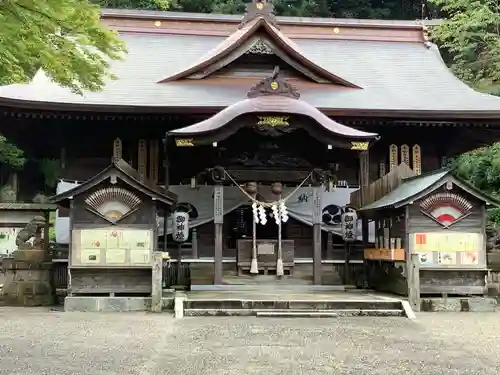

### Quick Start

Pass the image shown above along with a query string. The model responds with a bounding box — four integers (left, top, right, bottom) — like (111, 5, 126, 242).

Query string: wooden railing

(350, 163, 416, 209)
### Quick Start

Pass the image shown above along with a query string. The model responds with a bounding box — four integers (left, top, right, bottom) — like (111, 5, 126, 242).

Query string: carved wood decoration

(255, 116, 294, 136)
(85, 187, 141, 224)
(149, 140, 159, 184)
(112, 138, 122, 162)
(137, 139, 147, 178)
(401, 144, 410, 166)
(412, 144, 422, 175)
(247, 66, 300, 99)
(239, 0, 278, 29)
(420, 192, 473, 228)
(245, 39, 274, 55)
(389, 144, 398, 171)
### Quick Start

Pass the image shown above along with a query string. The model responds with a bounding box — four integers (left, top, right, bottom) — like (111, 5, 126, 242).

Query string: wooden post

(151, 252, 163, 313)
(214, 184, 224, 284)
(312, 185, 322, 285)
(344, 242, 350, 285)
(407, 253, 421, 312)
(191, 228, 198, 259)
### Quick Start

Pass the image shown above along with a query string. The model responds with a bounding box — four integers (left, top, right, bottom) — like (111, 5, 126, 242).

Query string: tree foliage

(93, 0, 430, 19)
(452, 144, 500, 223)
(0, 135, 26, 169)
(0, 0, 127, 95)
(429, 0, 500, 95)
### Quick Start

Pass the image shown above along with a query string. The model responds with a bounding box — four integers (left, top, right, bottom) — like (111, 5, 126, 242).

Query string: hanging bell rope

(223, 169, 313, 207)
(222, 169, 313, 278)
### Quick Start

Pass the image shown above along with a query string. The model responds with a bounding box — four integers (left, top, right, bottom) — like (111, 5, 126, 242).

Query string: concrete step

(184, 299, 403, 311)
(184, 308, 405, 317)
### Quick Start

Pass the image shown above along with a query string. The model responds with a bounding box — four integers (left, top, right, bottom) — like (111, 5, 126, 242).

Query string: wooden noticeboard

(71, 228, 154, 268)
(410, 232, 484, 268)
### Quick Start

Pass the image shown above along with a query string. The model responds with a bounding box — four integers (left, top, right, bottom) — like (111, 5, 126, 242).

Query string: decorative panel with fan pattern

(420, 192, 472, 227)
(85, 187, 141, 223)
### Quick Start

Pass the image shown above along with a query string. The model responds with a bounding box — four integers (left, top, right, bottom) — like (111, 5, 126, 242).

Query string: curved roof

(169, 69, 377, 145)
(158, 16, 360, 88)
(359, 169, 500, 211)
(169, 95, 375, 140)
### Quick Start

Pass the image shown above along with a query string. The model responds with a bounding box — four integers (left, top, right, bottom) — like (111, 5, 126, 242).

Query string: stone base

(64, 296, 174, 312)
(1, 257, 53, 306)
(420, 297, 497, 312)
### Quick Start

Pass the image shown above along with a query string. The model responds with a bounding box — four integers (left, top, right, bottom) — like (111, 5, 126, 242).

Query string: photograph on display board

(461, 251, 479, 265)
(418, 252, 433, 265)
(437, 252, 456, 265)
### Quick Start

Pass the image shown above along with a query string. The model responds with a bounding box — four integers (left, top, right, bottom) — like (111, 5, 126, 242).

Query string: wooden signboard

(389, 144, 398, 171)
(401, 144, 410, 166)
(412, 144, 422, 175)
(71, 228, 154, 268)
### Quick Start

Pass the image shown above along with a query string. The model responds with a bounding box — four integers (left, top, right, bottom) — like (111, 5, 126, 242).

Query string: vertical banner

(113, 138, 122, 161)
(341, 211, 357, 242)
(412, 144, 422, 175)
(401, 144, 410, 167)
(173, 212, 189, 243)
(138, 139, 147, 178)
(213, 185, 224, 224)
(389, 144, 398, 171)
(312, 186, 322, 224)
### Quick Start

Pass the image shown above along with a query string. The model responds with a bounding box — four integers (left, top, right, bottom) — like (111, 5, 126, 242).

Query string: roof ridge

(402, 167, 451, 183)
(100, 8, 442, 29)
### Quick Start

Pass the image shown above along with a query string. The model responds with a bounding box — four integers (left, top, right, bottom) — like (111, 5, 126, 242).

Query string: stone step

(184, 308, 405, 317)
(184, 299, 403, 311)
(191, 284, 349, 291)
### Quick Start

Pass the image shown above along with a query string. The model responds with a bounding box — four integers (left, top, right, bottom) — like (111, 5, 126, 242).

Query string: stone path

(0, 307, 498, 374)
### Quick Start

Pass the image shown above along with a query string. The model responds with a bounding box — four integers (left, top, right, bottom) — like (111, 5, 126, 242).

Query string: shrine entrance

(165, 67, 378, 286)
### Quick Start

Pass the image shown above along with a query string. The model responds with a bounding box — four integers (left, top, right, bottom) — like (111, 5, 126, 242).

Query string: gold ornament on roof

(270, 81, 278, 90)
(256, 2, 264, 9)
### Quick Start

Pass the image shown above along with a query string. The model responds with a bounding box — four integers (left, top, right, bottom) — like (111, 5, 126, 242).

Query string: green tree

(0, 0, 128, 95)
(0, 135, 25, 169)
(429, 0, 500, 95)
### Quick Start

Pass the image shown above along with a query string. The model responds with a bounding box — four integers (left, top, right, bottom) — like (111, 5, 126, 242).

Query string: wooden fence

(350, 163, 416, 209)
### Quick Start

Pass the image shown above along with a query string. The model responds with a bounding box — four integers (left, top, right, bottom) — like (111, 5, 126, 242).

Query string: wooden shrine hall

(1, 0, 500, 297)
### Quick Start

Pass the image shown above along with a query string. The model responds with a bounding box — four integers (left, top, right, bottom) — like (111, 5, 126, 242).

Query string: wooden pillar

(359, 151, 370, 245)
(312, 185, 322, 285)
(407, 253, 421, 312)
(214, 184, 224, 284)
(151, 252, 163, 313)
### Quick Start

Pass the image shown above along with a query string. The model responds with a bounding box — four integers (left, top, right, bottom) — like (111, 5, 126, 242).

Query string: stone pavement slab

(0, 307, 498, 375)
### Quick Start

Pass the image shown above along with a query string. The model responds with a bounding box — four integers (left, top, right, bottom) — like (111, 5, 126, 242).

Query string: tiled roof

(359, 169, 500, 211)
(1, 18, 499, 116)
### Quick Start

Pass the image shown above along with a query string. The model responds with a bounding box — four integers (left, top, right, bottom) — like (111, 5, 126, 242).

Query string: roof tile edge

(101, 8, 442, 30)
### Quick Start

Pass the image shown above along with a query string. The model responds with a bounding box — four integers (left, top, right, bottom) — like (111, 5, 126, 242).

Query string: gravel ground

(0, 307, 499, 375)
